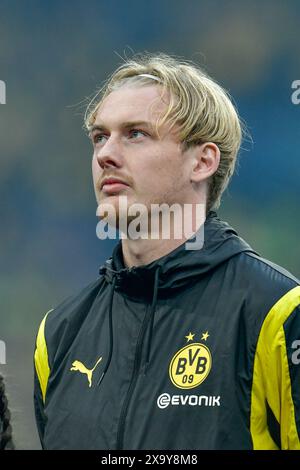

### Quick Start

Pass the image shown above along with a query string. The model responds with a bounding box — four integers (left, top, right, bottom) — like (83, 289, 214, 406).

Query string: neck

(121, 204, 207, 268)
(122, 237, 185, 268)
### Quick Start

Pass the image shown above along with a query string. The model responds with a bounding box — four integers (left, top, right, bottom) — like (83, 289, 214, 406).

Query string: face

(90, 84, 194, 228)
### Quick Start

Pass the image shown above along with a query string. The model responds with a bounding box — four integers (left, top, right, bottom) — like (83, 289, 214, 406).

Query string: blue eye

(130, 130, 146, 139)
(94, 134, 107, 144)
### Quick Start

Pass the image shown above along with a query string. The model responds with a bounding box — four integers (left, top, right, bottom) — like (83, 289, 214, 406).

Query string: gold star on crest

(185, 332, 195, 342)
(201, 331, 209, 341)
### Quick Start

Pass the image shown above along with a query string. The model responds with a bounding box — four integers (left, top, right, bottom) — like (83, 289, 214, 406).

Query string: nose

(95, 135, 123, 170)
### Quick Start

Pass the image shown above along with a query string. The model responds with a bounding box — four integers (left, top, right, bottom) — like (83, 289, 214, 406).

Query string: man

(34, 53, 300, 450)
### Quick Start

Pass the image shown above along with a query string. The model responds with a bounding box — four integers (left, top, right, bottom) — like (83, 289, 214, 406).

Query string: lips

(100, 177, 130, 194)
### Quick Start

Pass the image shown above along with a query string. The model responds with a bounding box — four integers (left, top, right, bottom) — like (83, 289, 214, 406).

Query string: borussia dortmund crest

(169, 332, 212, 389)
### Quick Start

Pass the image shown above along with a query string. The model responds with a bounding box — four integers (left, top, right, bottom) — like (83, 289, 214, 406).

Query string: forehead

(94, 85, 170, 126)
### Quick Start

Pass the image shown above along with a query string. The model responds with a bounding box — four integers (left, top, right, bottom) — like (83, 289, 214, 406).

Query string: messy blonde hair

(84, 53, 243, 211)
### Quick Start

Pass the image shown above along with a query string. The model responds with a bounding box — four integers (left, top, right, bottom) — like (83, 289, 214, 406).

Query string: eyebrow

(89, 120, 156, 134)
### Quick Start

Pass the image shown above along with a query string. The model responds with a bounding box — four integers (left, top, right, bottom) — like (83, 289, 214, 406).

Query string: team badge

(169, 331, 212, 389)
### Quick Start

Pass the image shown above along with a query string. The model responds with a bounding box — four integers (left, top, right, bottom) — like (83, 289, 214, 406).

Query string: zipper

(116, 304, 151, 449)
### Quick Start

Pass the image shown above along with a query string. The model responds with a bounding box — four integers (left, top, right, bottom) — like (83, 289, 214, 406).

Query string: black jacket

(34, 211, 300, 449)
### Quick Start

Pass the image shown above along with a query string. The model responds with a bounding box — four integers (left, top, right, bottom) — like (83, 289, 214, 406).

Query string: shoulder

(242, 251, 299, 285)
(224, 251, 300, 334)
(35, 277, 105, 366)
(233, 251, 299, 302)
(44, 277, 103, 327)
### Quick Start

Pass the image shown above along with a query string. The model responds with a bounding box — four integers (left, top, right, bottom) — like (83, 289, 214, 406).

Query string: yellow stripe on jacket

(34, 309, 53, 404)
(250, 286, 300, 449)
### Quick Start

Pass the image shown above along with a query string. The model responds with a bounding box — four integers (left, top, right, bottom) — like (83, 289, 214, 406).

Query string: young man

(34, 53, 300, 450)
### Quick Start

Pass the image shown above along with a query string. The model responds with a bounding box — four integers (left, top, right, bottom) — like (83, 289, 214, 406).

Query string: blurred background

(0, 0, 299, 449)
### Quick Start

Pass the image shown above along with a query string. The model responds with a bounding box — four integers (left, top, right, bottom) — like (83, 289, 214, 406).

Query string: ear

(190, 142, 220, 183)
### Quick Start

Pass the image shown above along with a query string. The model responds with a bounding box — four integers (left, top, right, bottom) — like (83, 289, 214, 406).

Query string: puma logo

(70, 357, 102, 387)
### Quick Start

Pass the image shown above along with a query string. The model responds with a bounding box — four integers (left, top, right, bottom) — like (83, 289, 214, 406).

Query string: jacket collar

(99, 210, 258, 299)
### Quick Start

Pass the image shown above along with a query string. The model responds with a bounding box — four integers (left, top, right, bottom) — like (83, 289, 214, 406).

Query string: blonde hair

(85, 53, 243, 211)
